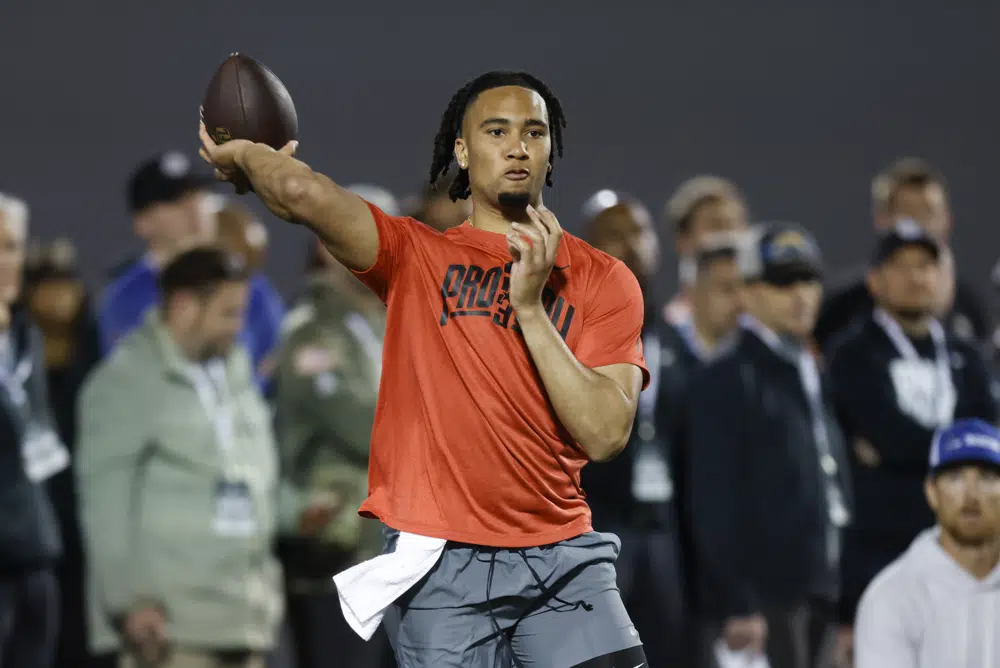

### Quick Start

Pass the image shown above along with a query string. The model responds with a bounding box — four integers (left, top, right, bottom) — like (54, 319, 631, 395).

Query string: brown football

(202, 53, 298, 149)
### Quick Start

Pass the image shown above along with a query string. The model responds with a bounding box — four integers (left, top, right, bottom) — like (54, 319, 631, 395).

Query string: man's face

(141, 190, 218, 256)
(867, 246, 940, 320)
(691, 257, 743, 338)
(186, 281, 249, 360)
(587, 203, 660, 286)
(927, 464, 1000, 548)
(743, 279, 823, 339)
(0, 211, 25, 306)
(421, 193, 472, 233)
(677, 197, 748, 256)
(882, 184, 952, 242)
(456, 86, 551, 212)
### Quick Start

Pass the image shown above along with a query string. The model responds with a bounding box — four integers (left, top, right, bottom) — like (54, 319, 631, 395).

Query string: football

(202, 53, 298, 149)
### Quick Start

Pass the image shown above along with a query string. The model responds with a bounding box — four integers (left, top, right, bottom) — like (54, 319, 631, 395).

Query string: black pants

(286, 584, 396, 668)
(0, 568, 58, 668)
(839, 530, 914, 624)
(761, 601, 835, 668)
(614, 528, 698, 668)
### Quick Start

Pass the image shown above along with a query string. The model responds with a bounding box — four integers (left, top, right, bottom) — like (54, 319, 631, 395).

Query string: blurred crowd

(1, 152, 998, 668)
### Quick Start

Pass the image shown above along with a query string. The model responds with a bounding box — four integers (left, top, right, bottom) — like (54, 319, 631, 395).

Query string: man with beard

(826, 220, 998, 661)
(855, 418, 1000, 668)
(77, 249, 326, 668)
(199, 71, 650, 667)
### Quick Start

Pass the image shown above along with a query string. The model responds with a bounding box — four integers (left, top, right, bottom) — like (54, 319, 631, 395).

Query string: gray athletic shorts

(380, 527, 643, 668)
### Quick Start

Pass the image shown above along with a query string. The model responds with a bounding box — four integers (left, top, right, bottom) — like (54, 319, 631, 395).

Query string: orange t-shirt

(352, 202, 649, 548)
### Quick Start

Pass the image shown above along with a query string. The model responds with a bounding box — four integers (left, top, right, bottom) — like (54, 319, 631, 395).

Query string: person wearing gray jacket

(77, 248, 333, 668)
(855, 418, 1000, 668)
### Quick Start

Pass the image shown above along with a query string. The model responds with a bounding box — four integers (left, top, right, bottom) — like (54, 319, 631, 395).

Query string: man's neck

(883, 308, 932, 337)
(691, 311, 723, 353)
(469, 196, 538, 234)
(939, 532, 1000, 580)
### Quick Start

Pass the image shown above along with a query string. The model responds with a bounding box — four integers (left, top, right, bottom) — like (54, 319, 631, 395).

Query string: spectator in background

(22, 238, 106, 668)
(216, 200, 269, 272)
(403, 176, 473, 233)
(213, 199, 286, 386)
(0, 193, 68, 668)
(686, 224, 851, 668)
(77, 249, 318, 668)
(99, 151, 217, 310)
(826, 221, 998, 661)
(275, 238, 388, 668)
(98, 153, 284, 387)
(346, 184, 400, 218)
(659, 232, 745, 668)
(815, 157, 989, 350)
(855, 419, 1000, 668)
(579, 191, 690, 668)
(662, 175, 748, 325)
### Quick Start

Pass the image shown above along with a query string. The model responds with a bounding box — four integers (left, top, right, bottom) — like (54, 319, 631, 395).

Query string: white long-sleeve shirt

(855, 527, 1000, 668)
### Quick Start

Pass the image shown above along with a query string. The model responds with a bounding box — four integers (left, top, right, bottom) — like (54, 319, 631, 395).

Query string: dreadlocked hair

(428, 71, 567, 202)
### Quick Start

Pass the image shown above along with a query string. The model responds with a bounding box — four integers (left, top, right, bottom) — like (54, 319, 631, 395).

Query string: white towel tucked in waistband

(333, 532, 447, 640)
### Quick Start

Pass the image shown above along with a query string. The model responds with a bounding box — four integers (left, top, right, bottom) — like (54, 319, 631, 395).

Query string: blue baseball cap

(929, 419, 1000, 473)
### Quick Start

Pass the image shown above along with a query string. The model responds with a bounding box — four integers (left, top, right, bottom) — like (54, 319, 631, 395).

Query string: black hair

(160, 247, 248, 302)
(428, 71, 567, 202)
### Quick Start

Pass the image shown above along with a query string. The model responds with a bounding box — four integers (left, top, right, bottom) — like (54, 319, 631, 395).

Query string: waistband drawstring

(480, 546, 594, 667)
(484, 549, 526, 668)
(517, 548, 594, 613)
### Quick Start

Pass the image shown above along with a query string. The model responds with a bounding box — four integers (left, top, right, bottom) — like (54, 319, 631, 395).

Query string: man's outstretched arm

(199, 123, 378, 272)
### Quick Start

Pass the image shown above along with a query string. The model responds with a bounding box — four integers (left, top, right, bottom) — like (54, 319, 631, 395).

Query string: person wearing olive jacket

(76, 248, 333, 668)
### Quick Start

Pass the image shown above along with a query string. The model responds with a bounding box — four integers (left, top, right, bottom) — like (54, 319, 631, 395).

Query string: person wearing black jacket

(0, 194, 67, 668)
(814, 157, 989, 350)
(686, 224, 852, 668)
(825, 220, 998, 658)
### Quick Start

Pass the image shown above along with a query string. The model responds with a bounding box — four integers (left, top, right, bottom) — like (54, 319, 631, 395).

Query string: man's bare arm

(517, 305, 642, 461)
(199, 125, 378, 272)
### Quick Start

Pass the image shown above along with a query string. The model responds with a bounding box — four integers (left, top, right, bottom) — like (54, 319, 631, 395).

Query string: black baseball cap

(127, 151, 214, 214)
(741, 223, 823, 286)
(871, 218, 941, 267)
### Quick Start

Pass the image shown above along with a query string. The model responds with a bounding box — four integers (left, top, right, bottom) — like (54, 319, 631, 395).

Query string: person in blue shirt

(98, 151, 284, 387)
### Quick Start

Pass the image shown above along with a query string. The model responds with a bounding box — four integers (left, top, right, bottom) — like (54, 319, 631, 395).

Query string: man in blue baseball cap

(855, 418, 1000, 668)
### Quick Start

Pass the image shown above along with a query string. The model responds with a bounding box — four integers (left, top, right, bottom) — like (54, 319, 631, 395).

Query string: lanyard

(873, 308, 952, 424)
(187, 360, 235, 458)
(744, 317, 850, 535)
(0, 355, 32, 409)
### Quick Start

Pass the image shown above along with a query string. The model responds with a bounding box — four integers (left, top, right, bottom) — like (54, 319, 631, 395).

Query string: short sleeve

(574, 260, 650, 389)
(350, 201, 417, 303)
